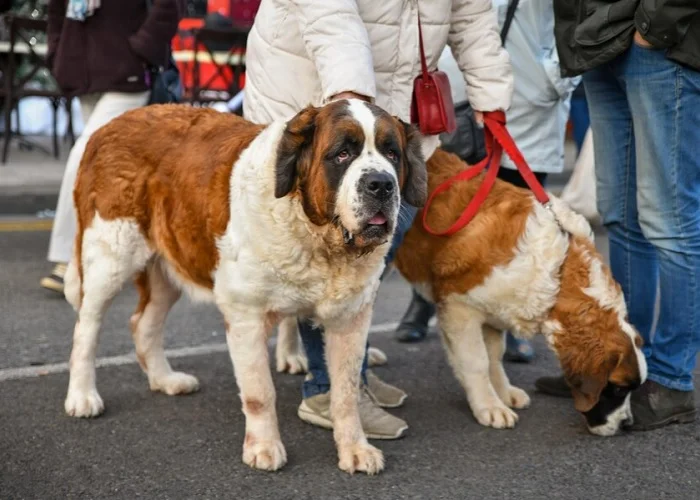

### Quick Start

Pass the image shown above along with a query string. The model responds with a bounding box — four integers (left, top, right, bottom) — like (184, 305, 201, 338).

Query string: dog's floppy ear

(568, 373, 607, 413)
(398, 120, 430, 207)
(563, 350, 622, 413)
(275, 106, 319, 198)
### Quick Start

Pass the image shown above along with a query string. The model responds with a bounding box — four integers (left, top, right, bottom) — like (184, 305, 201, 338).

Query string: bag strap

(416, 9, 429, 80)
(500, 0, 521, 46)
(422, 110, 550, 237)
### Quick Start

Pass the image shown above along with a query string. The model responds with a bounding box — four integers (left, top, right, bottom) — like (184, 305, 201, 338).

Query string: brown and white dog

(394, 149, 647, 436)
(62, 101, 430, 475)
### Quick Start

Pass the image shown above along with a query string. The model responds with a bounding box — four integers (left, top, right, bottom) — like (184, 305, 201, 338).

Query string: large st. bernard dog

(62, 100, 429, 475)
(394, 149, 647, 437)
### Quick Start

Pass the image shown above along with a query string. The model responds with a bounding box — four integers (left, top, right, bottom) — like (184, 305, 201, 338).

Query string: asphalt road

(2, 226, 699, 500)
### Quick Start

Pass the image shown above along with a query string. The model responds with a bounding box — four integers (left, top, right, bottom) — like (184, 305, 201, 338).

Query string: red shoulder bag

(410, 10, 457, 136)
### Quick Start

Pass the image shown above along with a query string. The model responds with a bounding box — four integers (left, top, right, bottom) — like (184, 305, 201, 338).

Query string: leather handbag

(439, 100, 487, 165)
(410, 11, 456, 135)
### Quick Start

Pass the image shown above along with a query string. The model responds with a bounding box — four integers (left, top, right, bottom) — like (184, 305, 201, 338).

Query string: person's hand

(330, 91, 370, 102)
(473, 111, 484, 127)
(633, 30, 654, 48)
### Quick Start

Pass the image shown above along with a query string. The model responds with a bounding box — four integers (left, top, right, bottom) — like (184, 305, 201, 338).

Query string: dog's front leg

(324, 305, 384, 475)
(438, 300, 519, 429)
(482, 326, 530, 410)
(222, 307, 286, 471)
(275, 316, 308, 374)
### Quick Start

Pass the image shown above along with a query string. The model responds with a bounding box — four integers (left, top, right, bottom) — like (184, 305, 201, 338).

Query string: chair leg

(2, 98, 13, 164)
(66, 98, 75, 146)
(52, 99, 59, 159)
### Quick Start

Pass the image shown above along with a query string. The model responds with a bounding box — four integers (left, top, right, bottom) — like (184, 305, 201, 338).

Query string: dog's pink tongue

(368, 213, 387, 225)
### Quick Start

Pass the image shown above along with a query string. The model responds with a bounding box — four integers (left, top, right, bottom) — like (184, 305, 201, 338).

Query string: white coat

(242, 0, 513, 126)
(439, 0, 581, 174)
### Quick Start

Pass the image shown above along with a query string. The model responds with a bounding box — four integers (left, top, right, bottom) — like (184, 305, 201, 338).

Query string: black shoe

(535, 375, 572, 398)
(628, 380, 696, 431)
(395, 289, 435, 343)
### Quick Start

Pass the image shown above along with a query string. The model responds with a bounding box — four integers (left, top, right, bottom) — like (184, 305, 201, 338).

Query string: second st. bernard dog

(62, 100, 429, 475)
(394, 149, 647, 436)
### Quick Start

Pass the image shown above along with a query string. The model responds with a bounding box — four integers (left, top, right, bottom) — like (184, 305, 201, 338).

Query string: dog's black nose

(362, 172, 395, 200)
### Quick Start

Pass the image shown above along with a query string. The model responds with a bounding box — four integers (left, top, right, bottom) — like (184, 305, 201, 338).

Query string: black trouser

(496, 167, 548, 190)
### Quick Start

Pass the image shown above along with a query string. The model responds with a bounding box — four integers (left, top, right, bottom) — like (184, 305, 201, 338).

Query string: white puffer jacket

(243, 0, 512, 125)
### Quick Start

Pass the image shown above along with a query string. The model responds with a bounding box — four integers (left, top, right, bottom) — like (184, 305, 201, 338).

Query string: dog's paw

(474, 404, 518, 429)
(275, 349, 308, 374)
(242, 436, 287, 471)
(367, 347, 388, 367)
(506, 386, 530, 409)
(150, 371, 200, 395)
(65, 388, 104, 418)
(337, 442, 385, 475)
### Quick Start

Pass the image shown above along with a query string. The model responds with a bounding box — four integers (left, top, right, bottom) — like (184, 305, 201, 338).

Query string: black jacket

(553, 0, 700, 77)
(47, 0, 184, 97)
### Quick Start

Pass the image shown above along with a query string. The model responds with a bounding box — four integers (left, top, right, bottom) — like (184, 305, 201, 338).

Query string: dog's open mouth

(342, 212, 390, 246)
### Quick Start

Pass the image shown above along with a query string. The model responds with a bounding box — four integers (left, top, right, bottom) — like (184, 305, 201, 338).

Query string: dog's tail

(547, 195, 595, 243)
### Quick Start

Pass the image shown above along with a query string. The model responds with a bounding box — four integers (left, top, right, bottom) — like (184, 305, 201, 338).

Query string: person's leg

(40, 94, 101, 293)
(298, 320, 331, 399)
(536, 59, 658, 397)
(394, 288, 436, 343)
(393, 201, 436, 343)
(622, 45, 700, 428)
(496, 168, 549, 363)
(569, 85, 590, 154)
(42, 91, 150, 292)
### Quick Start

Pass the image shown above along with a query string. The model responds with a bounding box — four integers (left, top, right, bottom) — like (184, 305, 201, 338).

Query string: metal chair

(0, 14, 73, 164)
(190, 25, 247, 106)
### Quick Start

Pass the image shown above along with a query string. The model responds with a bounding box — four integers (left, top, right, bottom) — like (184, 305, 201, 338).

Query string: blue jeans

(569, 94, 590, 154)
(584, 43, 700, 391)
(299, 202, 419, 398)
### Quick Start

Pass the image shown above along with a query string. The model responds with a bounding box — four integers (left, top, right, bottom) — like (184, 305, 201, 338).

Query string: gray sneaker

(366, 370, 407, 408)
(298, 387, 408, 440)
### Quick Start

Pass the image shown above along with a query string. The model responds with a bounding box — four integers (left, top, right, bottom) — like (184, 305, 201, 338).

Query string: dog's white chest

(213, 237, 382, 322)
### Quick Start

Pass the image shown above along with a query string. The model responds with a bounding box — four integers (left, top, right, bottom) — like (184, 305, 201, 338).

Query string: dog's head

(274, 99, 429, 249)
(546, 239, 647, 436)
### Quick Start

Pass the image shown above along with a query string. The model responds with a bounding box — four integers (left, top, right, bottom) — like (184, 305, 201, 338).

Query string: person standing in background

(40, 0, 184, 293)
(537, 0, 700, 431)
(395, 0, 580, 363)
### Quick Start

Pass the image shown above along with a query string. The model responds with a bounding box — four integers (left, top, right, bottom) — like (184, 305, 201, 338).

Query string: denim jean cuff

(647, 372, 694, 392)
(302, 379, 331, 399)
(302, 376, 368, 399)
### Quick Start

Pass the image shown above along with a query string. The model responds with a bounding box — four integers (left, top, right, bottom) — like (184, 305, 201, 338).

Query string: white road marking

(0, 321, 413, 382)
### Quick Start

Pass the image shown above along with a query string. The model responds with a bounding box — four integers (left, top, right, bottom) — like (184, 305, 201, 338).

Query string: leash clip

(543, 200, 567, 234)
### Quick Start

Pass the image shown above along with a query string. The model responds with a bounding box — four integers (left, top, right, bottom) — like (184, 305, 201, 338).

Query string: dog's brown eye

(386, 150, 397, 161)
(337, 150, 350, 162)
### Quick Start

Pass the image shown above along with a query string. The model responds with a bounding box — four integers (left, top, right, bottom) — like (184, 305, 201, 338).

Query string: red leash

(422, 110, 550, 237)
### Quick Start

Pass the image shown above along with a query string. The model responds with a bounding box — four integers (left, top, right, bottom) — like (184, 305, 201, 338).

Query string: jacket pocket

(574, 0, 637, 47)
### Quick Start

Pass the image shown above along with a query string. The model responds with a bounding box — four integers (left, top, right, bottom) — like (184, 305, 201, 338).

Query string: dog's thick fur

(393, 149, 647, 436)
(62, 102, 429, 475)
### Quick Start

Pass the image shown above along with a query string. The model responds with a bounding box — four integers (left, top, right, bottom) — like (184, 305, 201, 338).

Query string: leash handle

(422, 111, 549, 237)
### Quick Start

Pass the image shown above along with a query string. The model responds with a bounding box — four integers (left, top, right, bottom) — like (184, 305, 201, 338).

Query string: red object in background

(173, 17, 248, 96)
(208, 0, 261, 28)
